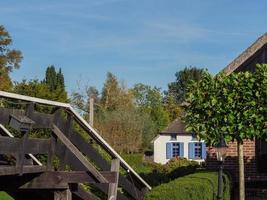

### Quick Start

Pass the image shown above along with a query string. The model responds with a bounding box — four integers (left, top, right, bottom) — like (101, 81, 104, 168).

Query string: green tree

(101, 72, 133, 111)
(0, 25, 23, 91)
(184, 65, 267, 200)
(56, 68, 65, 89)
(164, 94, 182, 121)
(43, 66, 68, 102)
(132, 83, 169, 132)
(13, 79, 67, 102)
(95, 109, 144, 153)
(44, 65, 65, 90)
(167, 67, 205, 104)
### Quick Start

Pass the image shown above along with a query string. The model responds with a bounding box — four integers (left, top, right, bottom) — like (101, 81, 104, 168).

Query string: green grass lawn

(0, 192, 13, 200)
(122, 153, 153, 174)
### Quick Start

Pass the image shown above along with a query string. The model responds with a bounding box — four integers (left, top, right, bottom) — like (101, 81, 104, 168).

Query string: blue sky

(1, 0, 267, 93)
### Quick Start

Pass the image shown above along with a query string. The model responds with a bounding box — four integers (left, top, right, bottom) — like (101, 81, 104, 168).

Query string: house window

(189, 142, 206, 160)
(172, 142, 180, 157)
(166, 142, 184, 159)
(194, 142, 202, 159)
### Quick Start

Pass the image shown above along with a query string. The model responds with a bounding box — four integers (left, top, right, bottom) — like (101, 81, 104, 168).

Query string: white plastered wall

(153, 134, 205, 164)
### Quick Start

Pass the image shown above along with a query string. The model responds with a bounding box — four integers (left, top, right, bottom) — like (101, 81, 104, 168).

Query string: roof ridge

(223, 32, 267, 75)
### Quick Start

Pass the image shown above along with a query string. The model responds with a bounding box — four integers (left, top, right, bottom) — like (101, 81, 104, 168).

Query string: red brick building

(207, 33, 267, 199)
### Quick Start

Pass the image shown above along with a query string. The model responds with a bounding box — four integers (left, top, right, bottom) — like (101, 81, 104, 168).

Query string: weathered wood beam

(72, 185, 100, 200)
(47, 133, 56, 171)
(59, 113, 73, 170)
(55, 171, 116, 183)
(54, 189, 72, 200)
(0, 166, 46, 176)
(18, 130, 29, 175)
(108, 159, 120, 200)
(52, 124, 108, 183)
(20, 172, 68, 190)
(0, 107, 52, 128)
(0, 136, 50, 155)
(20, 171, 117, 190)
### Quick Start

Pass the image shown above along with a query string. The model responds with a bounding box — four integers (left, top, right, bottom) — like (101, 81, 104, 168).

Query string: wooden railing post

(17, 131, 28, 175)
(59, 113, 73, 170)
(108, 158, 120, 200)
(47, 132, 56, 171)
(54, 189, 72, 200)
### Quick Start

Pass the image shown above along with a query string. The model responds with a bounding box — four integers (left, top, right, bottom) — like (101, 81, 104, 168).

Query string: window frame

(188, 142, 206, 160)
(172, 142, 180, 157)
(194, 142, 202, 159)
(166, 142, 184, 159)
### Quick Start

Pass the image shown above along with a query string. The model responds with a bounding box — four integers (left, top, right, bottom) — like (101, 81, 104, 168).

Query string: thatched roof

(223, 33, 267, 75)
(161, 118, 189, 134)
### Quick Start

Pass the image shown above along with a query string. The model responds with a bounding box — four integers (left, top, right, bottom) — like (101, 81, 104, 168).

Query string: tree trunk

(238, 140, 245, 200)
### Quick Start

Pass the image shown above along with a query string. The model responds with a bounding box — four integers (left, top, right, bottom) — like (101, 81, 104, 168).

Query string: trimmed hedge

(141, 158, 199, 186)
(145, 171, 231, 200)
(123, 154, 200, 186)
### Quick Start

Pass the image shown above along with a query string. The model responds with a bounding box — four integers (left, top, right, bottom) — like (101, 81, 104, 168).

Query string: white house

(152, 118, 206, 164)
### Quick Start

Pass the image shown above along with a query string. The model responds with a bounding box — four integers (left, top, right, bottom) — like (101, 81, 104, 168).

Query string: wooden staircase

(0, 91, 151, 200)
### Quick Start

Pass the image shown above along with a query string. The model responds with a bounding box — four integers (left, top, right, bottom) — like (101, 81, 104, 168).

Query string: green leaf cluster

(184, 64, 267, 145)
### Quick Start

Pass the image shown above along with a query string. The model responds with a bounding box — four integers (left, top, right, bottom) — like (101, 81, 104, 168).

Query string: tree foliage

(101, 72, 133, 111)
(71, 74, 165, 152)
(163, 94, 182, 121)
(132, 83, 169, 132)
(95, 109, 145, 154)
(184, 64, 267, 200)
(167, 67, 205, 104)
(0, 25, 23, 91)
(44, 65, 65, 91)
(184, 65, 267, 145)
(13, 67, 68, 103)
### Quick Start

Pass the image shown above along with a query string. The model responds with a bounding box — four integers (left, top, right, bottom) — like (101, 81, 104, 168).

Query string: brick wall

(207, 139, 267, 182)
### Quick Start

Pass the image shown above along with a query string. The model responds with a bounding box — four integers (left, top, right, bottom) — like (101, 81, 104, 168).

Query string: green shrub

(145, 171, 231, 200)
(141, 158, 199, 186)
(122, 153, 200, 186)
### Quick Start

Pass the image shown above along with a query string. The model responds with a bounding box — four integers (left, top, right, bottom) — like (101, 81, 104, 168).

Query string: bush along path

(122, 154, 200, 186)
(144, 171, 231, 200)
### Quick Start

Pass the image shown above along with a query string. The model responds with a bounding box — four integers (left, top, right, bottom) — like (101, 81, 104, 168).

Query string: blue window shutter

(188, 142, 195, 159)
(201, 142, 206, 159)
(179, 142, 184, 158)
(166, 142, 172, 159)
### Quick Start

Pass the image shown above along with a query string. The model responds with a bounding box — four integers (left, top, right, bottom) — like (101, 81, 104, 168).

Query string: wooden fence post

(108, 158, 120, 200)
(54, 189, 72, 200)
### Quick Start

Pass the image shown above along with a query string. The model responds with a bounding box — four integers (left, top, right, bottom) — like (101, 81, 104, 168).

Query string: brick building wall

(207, 139, 267, 182)
(207, 140, 267, 199)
